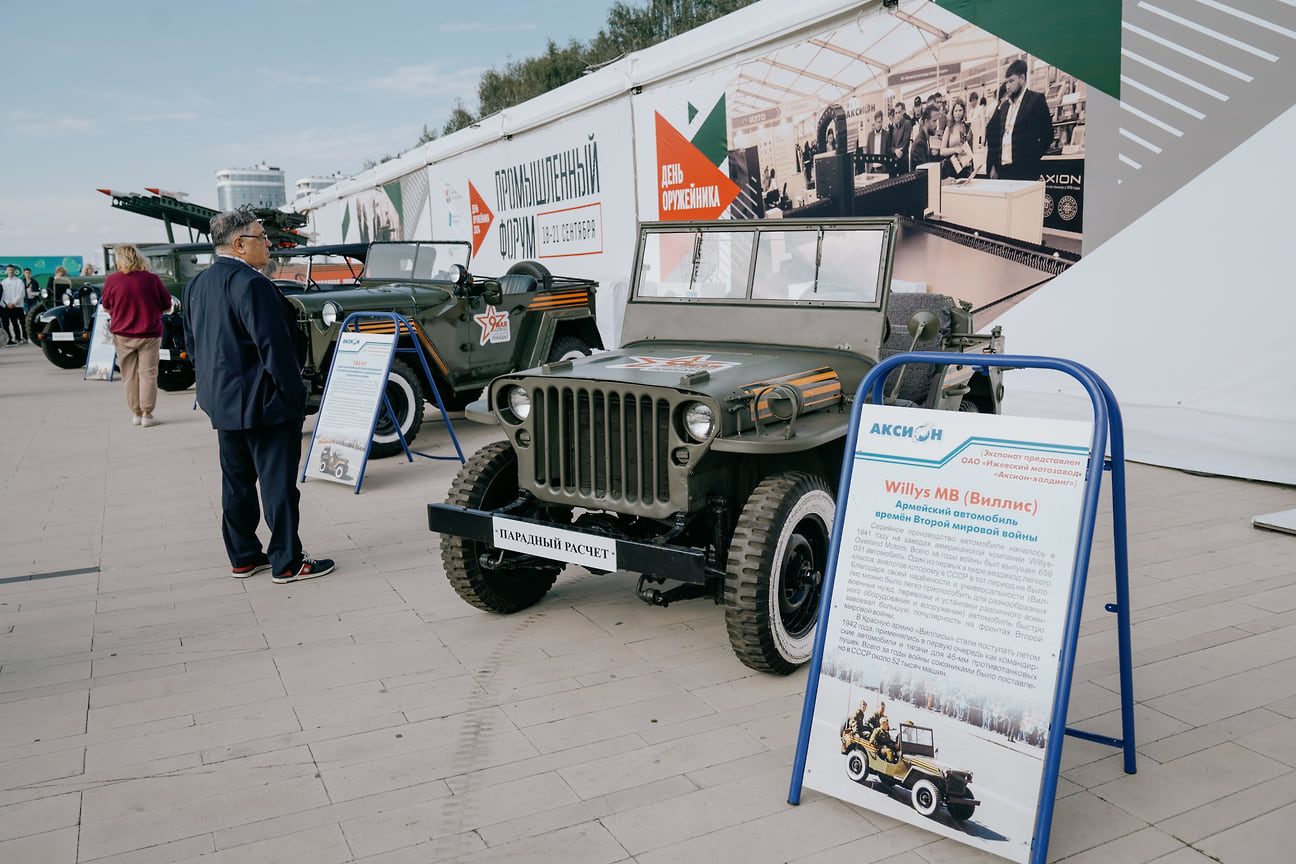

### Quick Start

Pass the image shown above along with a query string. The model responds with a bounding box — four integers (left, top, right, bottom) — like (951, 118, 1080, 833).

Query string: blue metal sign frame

(310, 312, 465, 493)
(787, 352, 1135, 864)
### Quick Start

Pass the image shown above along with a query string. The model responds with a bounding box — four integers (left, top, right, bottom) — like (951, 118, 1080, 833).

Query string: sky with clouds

(1, 0, 621, 264)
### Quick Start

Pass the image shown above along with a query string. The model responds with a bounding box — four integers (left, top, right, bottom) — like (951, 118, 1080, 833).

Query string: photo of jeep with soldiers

(839, 698, 979, 822)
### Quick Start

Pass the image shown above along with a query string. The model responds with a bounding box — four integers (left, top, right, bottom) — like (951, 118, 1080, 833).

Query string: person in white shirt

(1, 265, 27, 344)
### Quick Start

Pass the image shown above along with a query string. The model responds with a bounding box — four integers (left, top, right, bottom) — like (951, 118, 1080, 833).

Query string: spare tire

(505, 261, 552, 293)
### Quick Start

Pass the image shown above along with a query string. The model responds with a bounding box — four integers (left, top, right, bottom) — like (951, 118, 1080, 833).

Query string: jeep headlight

(90, 291, 99, 306)
(40, 288, 50, 300)
(682, 401, 716, 441)
(504, 385, 531, 422)
(63, 293, 73, 307)
(321, 301, 342, 327)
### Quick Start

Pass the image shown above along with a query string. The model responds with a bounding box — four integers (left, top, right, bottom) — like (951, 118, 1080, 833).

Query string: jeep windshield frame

(621, 218, 898, 358)
(362, 241, 472, 283)
(633, 220, 890, 306)
(900, 724, 936, 757)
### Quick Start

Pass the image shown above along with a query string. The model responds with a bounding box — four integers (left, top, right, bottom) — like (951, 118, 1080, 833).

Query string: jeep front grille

(945, 771, 970, 797)
(532, 385, 672, 506)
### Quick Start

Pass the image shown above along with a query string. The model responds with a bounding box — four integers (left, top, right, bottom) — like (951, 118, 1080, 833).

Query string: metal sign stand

(788, 352, 1136, 864)
(334, 312, 464, 492)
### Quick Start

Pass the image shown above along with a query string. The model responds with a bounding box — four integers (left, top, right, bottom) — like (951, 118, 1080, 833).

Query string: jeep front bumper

(427, 503, 708, 583)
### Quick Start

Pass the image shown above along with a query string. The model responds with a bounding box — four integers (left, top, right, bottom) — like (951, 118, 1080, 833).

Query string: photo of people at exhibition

(628, 2, 1088, 332)
(724, 5, 1085, 245)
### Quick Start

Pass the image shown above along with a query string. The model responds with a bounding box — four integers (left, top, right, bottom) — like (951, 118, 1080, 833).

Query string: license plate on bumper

(492, 518, 617, 571)
(426, 504, 709, 582)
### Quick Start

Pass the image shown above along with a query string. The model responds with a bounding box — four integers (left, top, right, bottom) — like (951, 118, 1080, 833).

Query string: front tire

(946, 800, 975, 821)
(440, 441, 561, 613)
(26, 304, 47, 342)
(725, 473, 834, 674)
(369, 358, 425, 458)
(911, 778, 940, 817)
(40, 322, 87, 369)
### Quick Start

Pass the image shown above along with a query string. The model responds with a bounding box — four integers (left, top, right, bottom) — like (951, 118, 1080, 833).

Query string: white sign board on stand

(84, 308, 116, 380)
(801, 404, 1091, 863)
(303, 331, 397, 487)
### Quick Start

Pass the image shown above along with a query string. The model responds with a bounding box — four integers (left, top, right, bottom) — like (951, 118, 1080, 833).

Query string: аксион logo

(868, 422, 943, 442)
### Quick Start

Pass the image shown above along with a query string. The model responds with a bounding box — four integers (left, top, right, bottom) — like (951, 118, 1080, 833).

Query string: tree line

(365, 0, 757, 168)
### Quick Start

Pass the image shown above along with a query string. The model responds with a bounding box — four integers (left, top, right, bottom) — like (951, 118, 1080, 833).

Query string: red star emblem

(610, 354, 740, 373)
(473, 305, 510, 346)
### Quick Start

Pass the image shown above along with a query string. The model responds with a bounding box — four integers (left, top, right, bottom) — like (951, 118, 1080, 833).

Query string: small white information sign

(802, 404, 1091, 863)
(304, 331, 397, 486)
(491, 517, 618, 571)
(84, 309, 116, 381)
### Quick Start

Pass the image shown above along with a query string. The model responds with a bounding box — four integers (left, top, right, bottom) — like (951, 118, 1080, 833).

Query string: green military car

(426, 217, 1006, 672)
(286, 241, 602, 458)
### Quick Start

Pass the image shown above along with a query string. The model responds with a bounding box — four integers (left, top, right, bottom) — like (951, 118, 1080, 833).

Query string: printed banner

(84, 309, 115, 381)
(802, 405, 1091, 862)
(427, 98, 637, 347)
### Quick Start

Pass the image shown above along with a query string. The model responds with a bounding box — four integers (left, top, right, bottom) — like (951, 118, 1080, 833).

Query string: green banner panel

(934, 0, 1120, 98)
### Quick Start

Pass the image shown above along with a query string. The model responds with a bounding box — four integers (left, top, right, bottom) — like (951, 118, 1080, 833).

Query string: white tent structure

(293, 0, 1295, 486)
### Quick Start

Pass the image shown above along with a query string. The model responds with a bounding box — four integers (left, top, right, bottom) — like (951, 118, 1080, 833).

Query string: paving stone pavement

(1, 343, 1294, 863)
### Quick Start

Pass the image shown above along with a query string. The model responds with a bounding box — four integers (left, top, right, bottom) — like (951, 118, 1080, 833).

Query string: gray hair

(211, 210, 262, 250)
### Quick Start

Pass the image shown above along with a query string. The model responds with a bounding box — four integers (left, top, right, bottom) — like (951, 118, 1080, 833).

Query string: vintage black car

(426, 217, 1005, 673)
(287, 241, 602, 458)
(32, 243, 211, 389)
(33, 243, 368, 390)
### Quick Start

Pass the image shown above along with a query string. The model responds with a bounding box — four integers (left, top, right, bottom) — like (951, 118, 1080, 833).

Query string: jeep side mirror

(885, 311, 942, 405)
(906, 310, 940, 343)
(481, 282, 503, 306)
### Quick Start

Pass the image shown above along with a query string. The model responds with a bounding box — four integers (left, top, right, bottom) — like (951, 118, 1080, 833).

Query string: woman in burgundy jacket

(100, 244, 174, 427)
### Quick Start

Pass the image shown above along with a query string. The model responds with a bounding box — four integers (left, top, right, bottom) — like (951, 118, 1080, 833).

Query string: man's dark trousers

(218, 419, 304, 574)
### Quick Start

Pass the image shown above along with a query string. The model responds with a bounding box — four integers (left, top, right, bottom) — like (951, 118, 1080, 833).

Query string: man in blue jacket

(183, 210, 334, 583)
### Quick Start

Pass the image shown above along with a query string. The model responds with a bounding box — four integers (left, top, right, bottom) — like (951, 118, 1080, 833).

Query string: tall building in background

(215, 163, 286, 210)
(295, 173, 349, 202)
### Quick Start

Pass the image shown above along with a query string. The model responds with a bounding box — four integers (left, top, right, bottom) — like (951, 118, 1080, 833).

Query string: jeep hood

(287, 282, 450, 314)
(521, 341, 874, 398)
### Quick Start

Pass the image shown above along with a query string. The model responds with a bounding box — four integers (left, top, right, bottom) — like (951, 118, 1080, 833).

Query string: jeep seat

(880, 292, 954, 406)
(497, 274, 537, 295)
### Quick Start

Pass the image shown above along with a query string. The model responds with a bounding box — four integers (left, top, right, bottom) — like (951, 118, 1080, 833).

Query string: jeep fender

(901, 766, 942, 791)
(464, 396, 498, 426)
(520, 310, 603, 370)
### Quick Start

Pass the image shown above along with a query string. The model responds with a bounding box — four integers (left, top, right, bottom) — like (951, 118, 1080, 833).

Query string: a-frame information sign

(789, 352, 1136, 864)
(303, 330, 397, 491)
